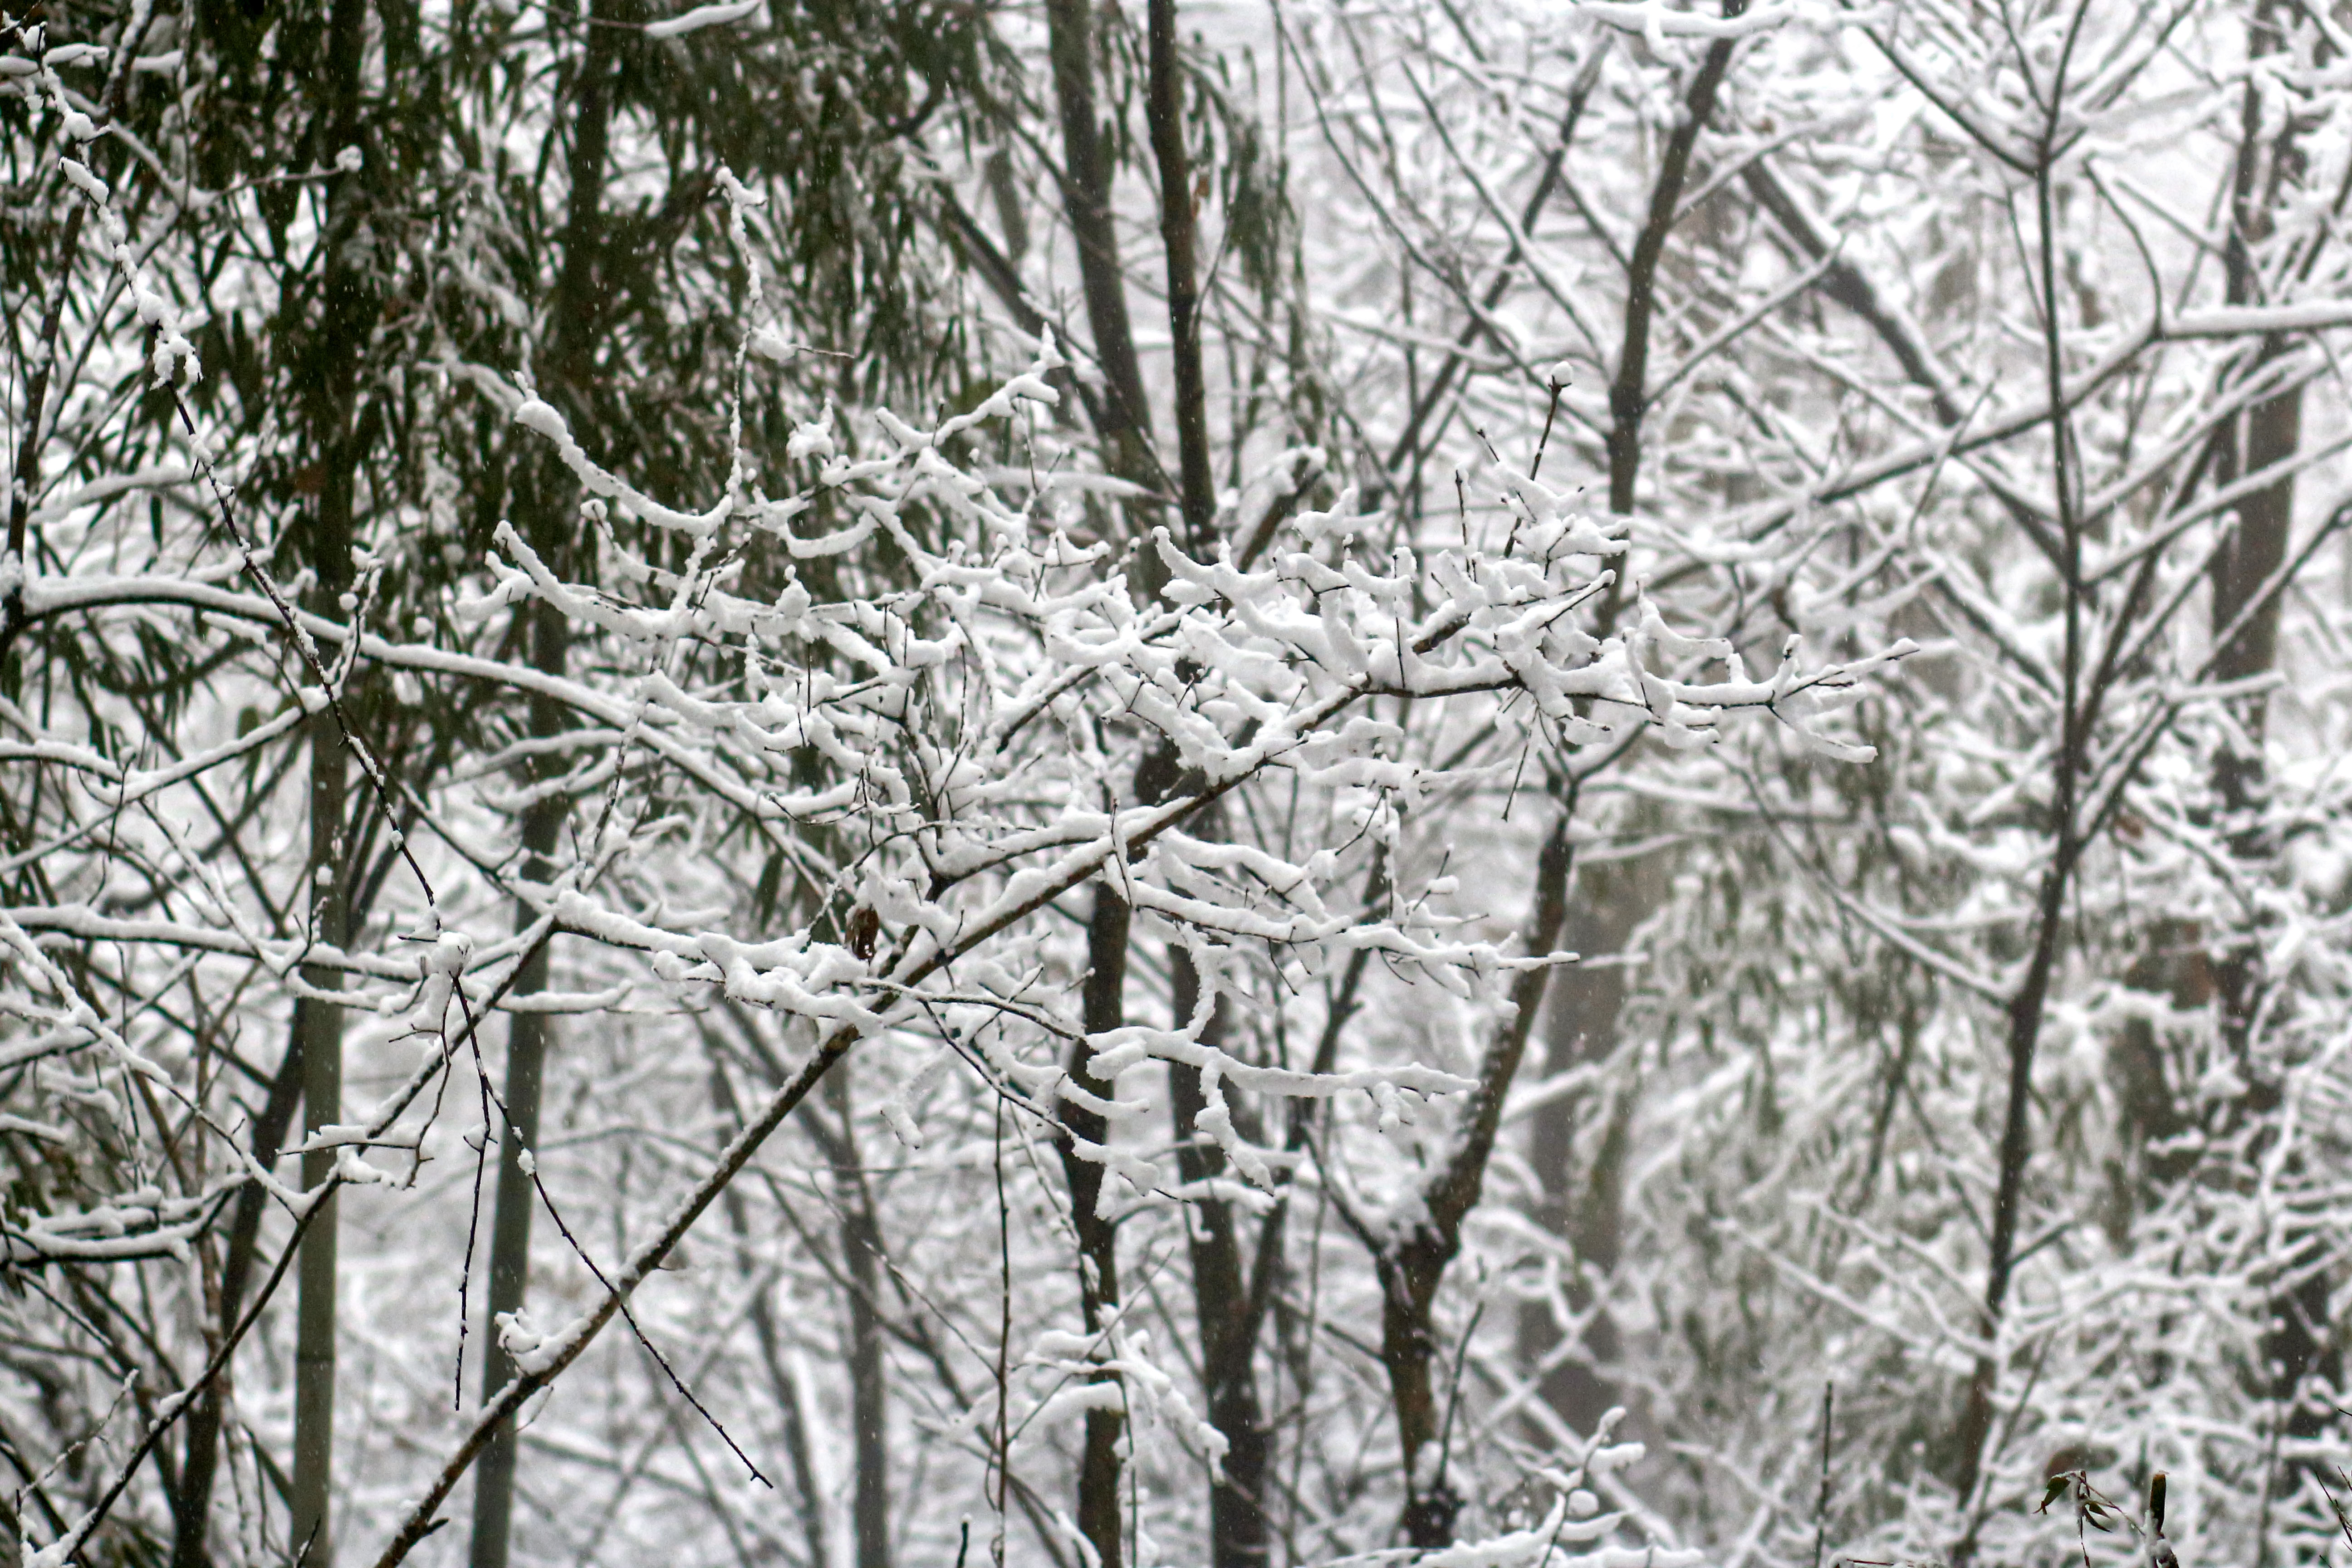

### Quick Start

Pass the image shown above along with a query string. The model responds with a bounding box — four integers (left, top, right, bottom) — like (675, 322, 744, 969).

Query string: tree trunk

(465, 533, 574, 1568)
(288, 0, 374, 1550)
(1382, 1230, 1460, 1550)
(1145, 11, 1274, 1554)
(1056, 886, 1133, 1568)
(1144, 0, 1212, 549)
(1169, 950, 1270, 1568)
(2212, 0, 2331, 1489)
(466, 3, 616, 1559)
(1031, 18, 1165, 1533)
(1512, 5, 1741, 1435)
(746, 1261, 834, 1568)
(2205, 354, 2299, 848)
(172, 1021, 308, 1567)
(1044, 0, 1155, 502)
(2221, 373, 2341, 1470)
(1602, 2, 1747, 515)
(1949, 108, 2103, 1536)
(463, 840, 557, 1568)
(291, 634, 348, 1568)
(1948, 836, 2080, 1517)
(1382, 812, 1573, 1547)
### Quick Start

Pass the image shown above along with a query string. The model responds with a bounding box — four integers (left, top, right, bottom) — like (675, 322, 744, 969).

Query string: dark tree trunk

(172, 1018, 307, 1567)
(1056, 886, 1134, 1568)
(1169, 951, 1271, 1568)
(1514, 2, 1743, 1432)
(287, 0, 376, 1551)
(466, 4, 617, 1561)
(2213, 0, 2333, 1486)
(1602, 1, 1747, 515)
(1144, 0, 1213, 549)
(1044, 0, 1155, 505)
(1380, 813, 1573, 1548)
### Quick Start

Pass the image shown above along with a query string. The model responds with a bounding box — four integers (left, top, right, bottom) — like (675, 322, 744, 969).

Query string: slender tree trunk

(1031, 27, 1162, 1536)
(1143, 12, 1274, 1554)
(2206, 359, 2298, 1054)
(1750, 132, 2079, 1521)
(1034, 4, 1180, 1529)
(2209, 0, 2301, 825)
(1383, 813, 1573, 1548)
(1044, 0, 1154, 499)
(1359, 7, 1742, 1457)
(1745, 130, 2220, 1523)
(465, 529, 573, 1568)
(173, 1022, 308, 1567)
(1602, 0, 1746, 516)
(463, 818, 559, 1568)
(288, 0, 374, 1551)
(1512, 11, 1738, 1435)
(1056, 886, 1132, 1568)
(2212, 0, 2335, 1486)
(467, 4, 615, 1559)
(1144, 0, 1212, 548)
(2221, 374, 2341, 1469)
(1168, 951, 1270, 1568)
(1950, 100, 2098, 1532)
(1947, 836, 2079, 1517)
(292, 639, 349, 1568)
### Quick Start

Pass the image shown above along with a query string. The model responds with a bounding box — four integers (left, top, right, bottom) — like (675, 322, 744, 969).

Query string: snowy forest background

(6, 0, 2352, 1565)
